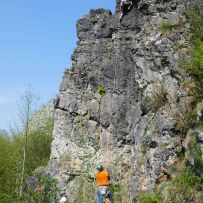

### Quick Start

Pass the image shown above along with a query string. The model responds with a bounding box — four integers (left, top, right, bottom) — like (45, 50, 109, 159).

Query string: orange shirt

(95, 170, 110, 186)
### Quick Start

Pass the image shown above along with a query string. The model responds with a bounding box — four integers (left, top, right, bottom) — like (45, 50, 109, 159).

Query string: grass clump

(149, 85, 167, 112)
(138, 192, 161, 203)
(159, 20, 173, 33)
(175, 111, 197, 134)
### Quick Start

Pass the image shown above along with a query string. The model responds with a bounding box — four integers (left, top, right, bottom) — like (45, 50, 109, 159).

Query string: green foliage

(71, 175, 96, 203)
(187, 4, 203, 43)
(186, 42, 203, 95)
(167, 168, 203, 202)
(158, 134, 202, 202)
(12, 174, 60, 203)
(21, 174, 59, 203)
(25, 117, 53, 174)
(184, 3, 203, 100)
(193, 140, 203, 174)
(138, 192, 161, 203)
(159, 20, 173, 33)
(0, 193, 15, 203)
(97, 85, 106, 96)
(196, 118, 203, 129)
(0, 134, 22, 197)
(109, 183, 122, 201)
(0, 104, 54, 202)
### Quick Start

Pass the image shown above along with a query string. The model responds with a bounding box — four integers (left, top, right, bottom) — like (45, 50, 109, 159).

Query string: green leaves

(97, 85, 106, 96)
(0, 103, 54, 202)
(138, 192, 161, 203)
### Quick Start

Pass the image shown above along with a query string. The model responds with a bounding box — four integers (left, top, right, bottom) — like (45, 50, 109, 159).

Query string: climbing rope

(75, 22, 122, 199)
(104, 24, 122, 170)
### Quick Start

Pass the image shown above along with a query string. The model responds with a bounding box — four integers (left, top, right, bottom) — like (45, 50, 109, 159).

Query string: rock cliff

(45, 0, 199, 201)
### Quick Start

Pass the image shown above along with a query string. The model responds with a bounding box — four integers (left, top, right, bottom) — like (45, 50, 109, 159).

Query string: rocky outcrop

(46, 0, 197, 201)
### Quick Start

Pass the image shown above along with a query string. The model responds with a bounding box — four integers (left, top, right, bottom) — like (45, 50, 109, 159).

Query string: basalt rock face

(47, 0, 194, 201)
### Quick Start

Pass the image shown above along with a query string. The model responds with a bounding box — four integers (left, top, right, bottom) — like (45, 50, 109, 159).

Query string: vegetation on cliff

(136, 3, 203, 203)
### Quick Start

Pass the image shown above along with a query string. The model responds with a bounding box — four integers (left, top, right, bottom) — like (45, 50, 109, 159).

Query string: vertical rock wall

(47, 0, 194, 201)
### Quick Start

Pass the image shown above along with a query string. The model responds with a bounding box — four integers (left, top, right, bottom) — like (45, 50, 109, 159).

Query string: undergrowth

(184, 3, 203, 100)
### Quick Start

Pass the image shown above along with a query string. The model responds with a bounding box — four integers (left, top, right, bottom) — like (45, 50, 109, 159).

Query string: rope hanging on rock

(104, 24, 121, 169)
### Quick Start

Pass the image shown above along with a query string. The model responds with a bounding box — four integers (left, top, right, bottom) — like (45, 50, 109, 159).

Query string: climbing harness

(99, 186, 111, 203)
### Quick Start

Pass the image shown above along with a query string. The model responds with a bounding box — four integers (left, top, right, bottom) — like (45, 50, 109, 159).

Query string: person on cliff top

(119, 0, 133, 23)
(95, 164, 113, 203)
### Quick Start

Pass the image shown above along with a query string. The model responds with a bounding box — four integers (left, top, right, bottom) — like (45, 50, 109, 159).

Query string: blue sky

(0, 0, 115, 130)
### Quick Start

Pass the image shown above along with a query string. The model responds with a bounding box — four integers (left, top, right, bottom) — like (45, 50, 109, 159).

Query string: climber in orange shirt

(95, 164, 113, 203)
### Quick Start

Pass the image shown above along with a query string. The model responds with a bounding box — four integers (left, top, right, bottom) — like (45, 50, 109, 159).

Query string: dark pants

(97, 190, 113, 203)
